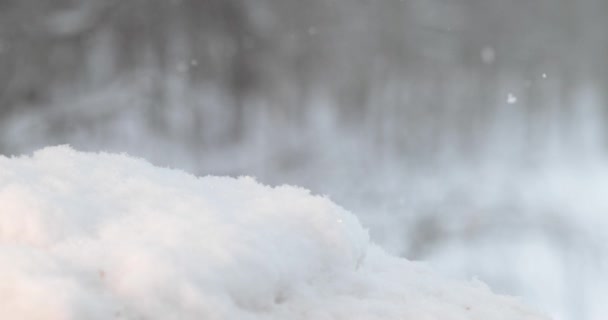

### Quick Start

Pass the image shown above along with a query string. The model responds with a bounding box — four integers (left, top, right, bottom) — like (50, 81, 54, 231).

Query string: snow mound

(0, 146, 547, 320)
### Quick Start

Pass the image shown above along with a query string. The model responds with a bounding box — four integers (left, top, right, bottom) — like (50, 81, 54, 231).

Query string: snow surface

(0, 146, 547, 320)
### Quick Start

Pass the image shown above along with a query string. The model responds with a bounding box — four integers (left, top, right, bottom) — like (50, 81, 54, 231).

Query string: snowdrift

(0, 146, 547, 320)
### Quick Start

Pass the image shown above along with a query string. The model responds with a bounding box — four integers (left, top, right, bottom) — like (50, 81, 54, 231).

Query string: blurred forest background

(1, 1, 608, 319)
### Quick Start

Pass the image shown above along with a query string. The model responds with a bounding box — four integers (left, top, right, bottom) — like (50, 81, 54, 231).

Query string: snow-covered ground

(2, 85, 607, 319)
(0, 146, 547, 319)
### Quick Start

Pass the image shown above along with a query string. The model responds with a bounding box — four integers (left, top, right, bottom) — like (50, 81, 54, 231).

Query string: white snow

(0, 146, 547, 320)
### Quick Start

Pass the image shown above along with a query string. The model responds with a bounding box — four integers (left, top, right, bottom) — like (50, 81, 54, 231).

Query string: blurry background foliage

(1, 1, 608, 319)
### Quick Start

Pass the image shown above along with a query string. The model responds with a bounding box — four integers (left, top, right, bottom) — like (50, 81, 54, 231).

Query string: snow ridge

(0, 146, 547, 320)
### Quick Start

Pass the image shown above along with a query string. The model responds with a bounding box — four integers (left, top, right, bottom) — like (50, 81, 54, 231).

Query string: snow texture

(0, 146, 547, 320)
